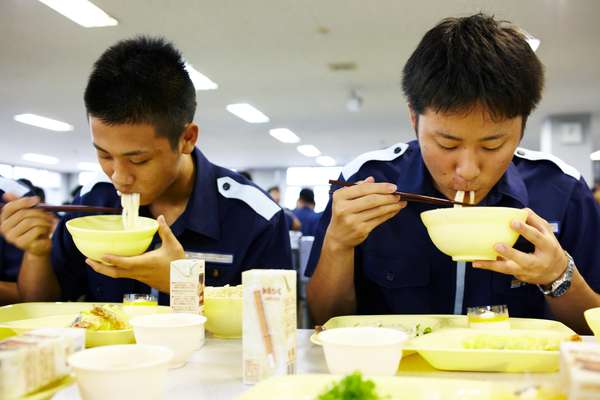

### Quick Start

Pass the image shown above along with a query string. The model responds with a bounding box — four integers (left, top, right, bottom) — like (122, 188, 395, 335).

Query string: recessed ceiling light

(328, 62, 357, 71)
(77, 162, 102, 171)
(37, 0, 118, 28)
(14, 113, 73, 132)
(316, 156, 336, 167)
(184, 63, 218, 90)
(297, 144, 321, 157)
(22, 153, 59, 165)
(226, 103, 269, 123)
(269, 128, 300, 144)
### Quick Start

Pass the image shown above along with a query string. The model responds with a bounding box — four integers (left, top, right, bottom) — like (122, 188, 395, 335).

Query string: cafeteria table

(54, 329, 591, 399)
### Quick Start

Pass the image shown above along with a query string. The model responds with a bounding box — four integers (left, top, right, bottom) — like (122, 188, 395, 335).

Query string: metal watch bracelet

(537, 251, 574, 297)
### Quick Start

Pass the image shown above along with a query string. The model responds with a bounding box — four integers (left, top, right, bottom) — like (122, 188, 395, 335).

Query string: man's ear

(180, 123, 199, 154)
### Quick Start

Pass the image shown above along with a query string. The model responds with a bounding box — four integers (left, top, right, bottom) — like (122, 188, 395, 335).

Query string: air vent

(328, 62, 357, 71)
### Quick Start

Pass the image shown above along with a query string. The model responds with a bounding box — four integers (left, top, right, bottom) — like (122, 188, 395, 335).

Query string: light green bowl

(584, 307, 600, 340)
(66, 215, 158, 262)
(421, 207, 528, 261)
(204, 296, 242, 339)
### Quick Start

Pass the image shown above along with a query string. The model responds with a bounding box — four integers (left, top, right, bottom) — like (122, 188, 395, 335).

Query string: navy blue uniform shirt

(0, 237, 23, 282)
(306, 140, 600, 318)
(293, 207, 320, 236)
(0, 186, 26, 283)
(52, 148, 292, 304)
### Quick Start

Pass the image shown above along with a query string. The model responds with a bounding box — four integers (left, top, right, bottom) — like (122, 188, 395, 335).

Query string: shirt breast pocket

(360, 249, 432, 314)
(491, 273, 545, 318)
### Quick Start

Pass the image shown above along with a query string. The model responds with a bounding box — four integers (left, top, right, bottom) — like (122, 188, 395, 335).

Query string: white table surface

(54, 329, 592, 400)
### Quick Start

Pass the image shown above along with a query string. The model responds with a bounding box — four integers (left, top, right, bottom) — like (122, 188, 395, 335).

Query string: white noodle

(121, 193, 140, 230)
(454, 190, 465, 208)
(469, 191, 475, 205)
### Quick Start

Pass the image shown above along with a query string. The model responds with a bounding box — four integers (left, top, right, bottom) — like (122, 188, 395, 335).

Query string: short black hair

(84, 36, 196, 149)
(402, 13, 544, 127)
(16, 178, 34, 190)
(267, 186, 280, 193)
(299, 188, 315, 205)
(239, 171, 253, 181)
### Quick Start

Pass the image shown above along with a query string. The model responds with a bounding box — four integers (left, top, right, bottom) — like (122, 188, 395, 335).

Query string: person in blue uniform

(0, 37, 292, 304)
(0, 187, 22, 305)
(306, 14, 600, 333)
(293, 188, 320, 237)
(0, 182, 29, 305)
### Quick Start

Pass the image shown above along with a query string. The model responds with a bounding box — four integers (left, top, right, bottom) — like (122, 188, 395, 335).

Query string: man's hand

(325, 177, 407, 250)
(473, 208, 568, 285)
(0, 193, 54, 256)
(85, 215, 185, 293)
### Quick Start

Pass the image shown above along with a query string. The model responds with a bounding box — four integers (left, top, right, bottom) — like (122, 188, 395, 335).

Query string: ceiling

(1, 0, 600, 172)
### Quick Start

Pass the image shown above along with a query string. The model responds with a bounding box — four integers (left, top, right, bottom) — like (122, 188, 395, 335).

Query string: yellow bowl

(66, 215, 158, 262)
(584, 307, 600, 340)
(204, 296, 242, 339)
(420, 207, 528, 261)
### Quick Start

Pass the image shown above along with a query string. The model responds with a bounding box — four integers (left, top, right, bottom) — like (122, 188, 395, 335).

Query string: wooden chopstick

(328, 180, 474, 207)
(0, 202, 121, 214)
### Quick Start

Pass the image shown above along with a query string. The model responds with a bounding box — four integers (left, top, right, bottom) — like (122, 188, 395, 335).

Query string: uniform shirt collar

(169, 148, 220, 240)
(490, 161, 529, 208)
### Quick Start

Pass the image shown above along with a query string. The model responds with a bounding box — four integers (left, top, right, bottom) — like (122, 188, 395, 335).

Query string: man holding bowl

(306, 14, 600, 333)
(0, 37, 292, 305)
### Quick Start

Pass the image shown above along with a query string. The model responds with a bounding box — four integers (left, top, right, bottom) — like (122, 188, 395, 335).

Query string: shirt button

(394, 147, 401, 154)
(222, 182, 230, 191)
(385, 272, 395, 281)
(211, 268, 220, 278)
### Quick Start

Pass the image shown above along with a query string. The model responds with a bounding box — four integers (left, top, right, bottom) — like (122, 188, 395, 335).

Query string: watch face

(552, 280, 572, 297)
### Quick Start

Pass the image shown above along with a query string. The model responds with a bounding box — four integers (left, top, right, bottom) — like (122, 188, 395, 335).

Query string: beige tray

(238, 374, 565, 400)
(0, 302, 171, 347)
(310, 314, 575, 347)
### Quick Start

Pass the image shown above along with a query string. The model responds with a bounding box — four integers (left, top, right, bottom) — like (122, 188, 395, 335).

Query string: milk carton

(170, 258, 205, 314)
(243, 269, 296, 384)
(561, 341, 600, 399)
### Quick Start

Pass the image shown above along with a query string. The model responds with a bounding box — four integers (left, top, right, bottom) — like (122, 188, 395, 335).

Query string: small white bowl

(130, 313, 207, 368)
(68, 344, 172, 400)
(318, 327, 408, 376)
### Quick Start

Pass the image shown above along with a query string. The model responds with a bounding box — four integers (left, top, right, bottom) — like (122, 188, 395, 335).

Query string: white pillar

(540, 113, 593, 185)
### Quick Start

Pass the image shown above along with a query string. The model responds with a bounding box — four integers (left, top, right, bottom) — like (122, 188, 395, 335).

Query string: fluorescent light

(269, 128, 300, 144)
(297, 144, 321, 157)
(591, 151, 600, 161)
(37, 0, 118, 28)
(77, 162, 102, 171)
(14, 113, 73, 132)
(22, 153, 59, 165)
(316, 156, 336, 167)
(184, 63, 218, 90)
(226, 103, 270, 123)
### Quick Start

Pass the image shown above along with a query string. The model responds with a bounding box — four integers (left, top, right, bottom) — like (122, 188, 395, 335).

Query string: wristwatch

(537, 251, 574, 297)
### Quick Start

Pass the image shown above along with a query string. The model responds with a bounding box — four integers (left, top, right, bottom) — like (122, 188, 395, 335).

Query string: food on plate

(463, 333, 581, 351)
(317, 372, 386, 400)
(72, 304, 130, 331)
(205, 284, 242, 298)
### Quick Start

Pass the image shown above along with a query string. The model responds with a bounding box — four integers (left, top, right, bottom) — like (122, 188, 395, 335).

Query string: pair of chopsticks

(328, 180, 474, 207)
(0, 202, 121, 214)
